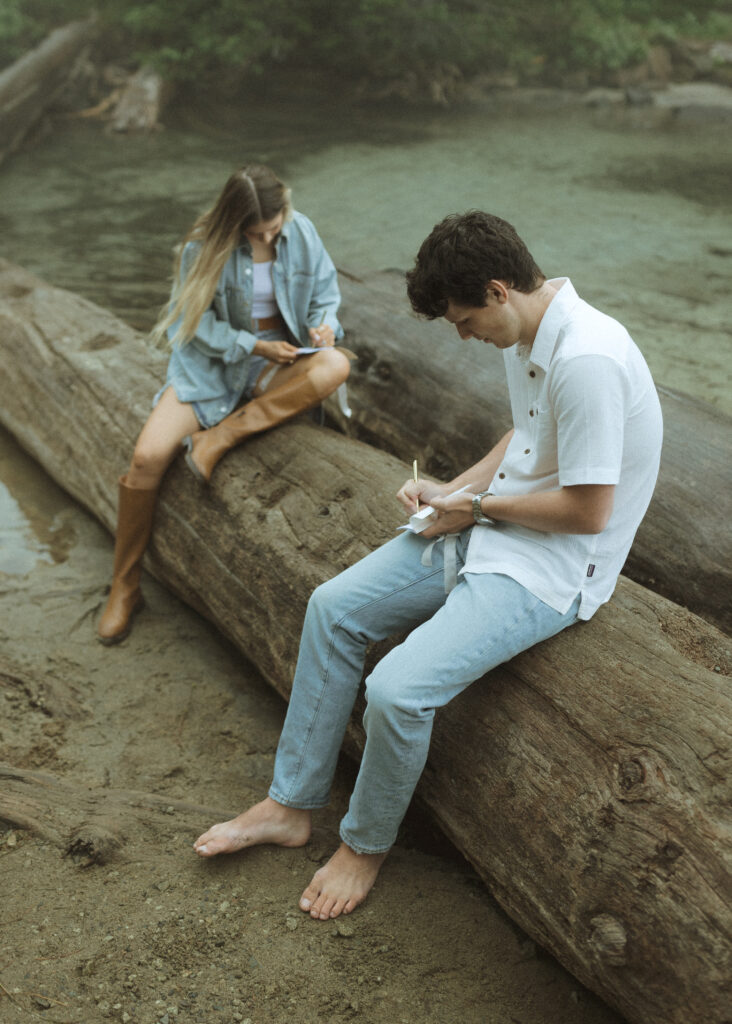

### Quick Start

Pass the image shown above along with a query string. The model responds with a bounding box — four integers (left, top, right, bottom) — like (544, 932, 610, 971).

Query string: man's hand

(309, 324, 335, 347)
(396, 477, 447, 515)
(253, 339, 300, 364)
(421, 489, 475, 537)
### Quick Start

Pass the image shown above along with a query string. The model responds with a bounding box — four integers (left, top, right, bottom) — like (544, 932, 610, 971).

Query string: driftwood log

(107, 65, 168, 133)
(0, 261, 730, 1024)
(0, 763, 233, 868)
(332, 269, 732, 633)
(0, 19, 96, 165)
(0, 660, 234, 865)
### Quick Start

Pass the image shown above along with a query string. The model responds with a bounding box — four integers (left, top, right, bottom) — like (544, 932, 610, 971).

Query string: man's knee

(306, 572, 350, 627)
(364, 662, 410, 720)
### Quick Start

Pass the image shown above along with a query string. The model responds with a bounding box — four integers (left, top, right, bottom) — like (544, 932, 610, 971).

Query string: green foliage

(0, 0, 92, 68)
(1, 0, 730, 85)
(94, 0, 300, 79)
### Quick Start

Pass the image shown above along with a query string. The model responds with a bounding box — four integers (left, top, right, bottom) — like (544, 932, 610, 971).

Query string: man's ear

(485, 280, 509, 304)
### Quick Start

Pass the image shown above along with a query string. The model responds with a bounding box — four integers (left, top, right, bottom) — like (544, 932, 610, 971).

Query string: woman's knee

(129, 439, 174, 482)
(306, 347, 351, 397)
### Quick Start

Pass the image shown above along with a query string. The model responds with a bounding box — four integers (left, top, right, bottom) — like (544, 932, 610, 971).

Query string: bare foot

(193, 797, 311, 857)
(299, 842, 388, 920)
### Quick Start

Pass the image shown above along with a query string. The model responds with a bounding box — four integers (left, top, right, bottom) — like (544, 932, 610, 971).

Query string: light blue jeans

(269, 528, 580, 854)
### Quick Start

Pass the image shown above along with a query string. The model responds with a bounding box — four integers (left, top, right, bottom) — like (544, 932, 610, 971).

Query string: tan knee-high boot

(97, 475, 158, 645)
(183, 372, 322, 484)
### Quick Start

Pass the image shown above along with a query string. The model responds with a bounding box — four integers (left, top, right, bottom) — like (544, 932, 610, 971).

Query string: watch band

(472, 489, 496, 526)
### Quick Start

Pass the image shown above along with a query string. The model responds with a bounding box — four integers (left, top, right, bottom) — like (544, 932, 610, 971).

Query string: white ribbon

(420, 532, 459, 594)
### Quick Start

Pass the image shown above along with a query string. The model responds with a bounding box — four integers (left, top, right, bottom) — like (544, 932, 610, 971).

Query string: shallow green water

(3, 92, 732, 409)
(1, 92, 731, 570)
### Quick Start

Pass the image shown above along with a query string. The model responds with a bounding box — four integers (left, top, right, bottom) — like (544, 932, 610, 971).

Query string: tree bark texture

(0, 19, 96, 165)
(332, 269, 732, 633)
(0, 261, 730, 1024)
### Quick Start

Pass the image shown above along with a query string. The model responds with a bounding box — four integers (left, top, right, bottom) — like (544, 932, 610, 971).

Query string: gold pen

(413, 459, 419, 510)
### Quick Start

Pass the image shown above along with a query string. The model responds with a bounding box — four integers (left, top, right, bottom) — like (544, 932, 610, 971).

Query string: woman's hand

(308, 324, 335, 347)
(253, 339, 300, 364)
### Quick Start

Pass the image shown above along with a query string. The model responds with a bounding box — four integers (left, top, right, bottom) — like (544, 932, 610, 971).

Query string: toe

(329, 897, 348, 919)
(194, 823, 222, 849)
(314, 894, 337, 920)
(299, 879, 320, 913)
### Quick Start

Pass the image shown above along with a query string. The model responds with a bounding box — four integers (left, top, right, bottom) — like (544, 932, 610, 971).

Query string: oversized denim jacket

(158, 210, 344, 424)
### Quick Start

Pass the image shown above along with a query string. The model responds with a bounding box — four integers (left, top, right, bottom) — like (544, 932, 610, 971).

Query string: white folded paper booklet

(399, 484, 473, 533)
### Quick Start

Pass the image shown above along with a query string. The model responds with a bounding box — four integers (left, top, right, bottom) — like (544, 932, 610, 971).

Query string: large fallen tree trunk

(0, 19, 96, 165)
(0, 260, 729, 1024)
(333, 269, 732, 633)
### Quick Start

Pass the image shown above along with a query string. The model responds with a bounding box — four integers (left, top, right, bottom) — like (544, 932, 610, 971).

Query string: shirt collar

(527, 277, 580, 371)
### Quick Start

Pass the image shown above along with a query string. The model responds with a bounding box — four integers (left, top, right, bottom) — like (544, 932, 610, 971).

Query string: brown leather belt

(252, 314, 286, 333)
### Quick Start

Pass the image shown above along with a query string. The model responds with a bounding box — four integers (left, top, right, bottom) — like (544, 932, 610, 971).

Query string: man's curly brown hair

(406, 211, 544, 319)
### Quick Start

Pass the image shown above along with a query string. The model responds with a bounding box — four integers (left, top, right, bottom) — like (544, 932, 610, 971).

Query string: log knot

(588, 914, 628, 967)
(65, 821, 121, 866)
(658, 839, 683, 863)
(375, 361, 392, 381)
(618, 757, 645, 791)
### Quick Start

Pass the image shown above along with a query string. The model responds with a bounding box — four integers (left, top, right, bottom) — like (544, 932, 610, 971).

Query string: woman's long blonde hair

(151, 164, 291, 348)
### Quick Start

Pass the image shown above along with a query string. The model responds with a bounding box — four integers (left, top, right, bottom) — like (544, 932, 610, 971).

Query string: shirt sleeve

(166, 243, 257, 362)
(549, 354, 629, 487)
(296, 220, 344, 340)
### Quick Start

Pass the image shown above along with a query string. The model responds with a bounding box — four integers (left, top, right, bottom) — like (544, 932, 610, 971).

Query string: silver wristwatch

(472, 489, 496, 526)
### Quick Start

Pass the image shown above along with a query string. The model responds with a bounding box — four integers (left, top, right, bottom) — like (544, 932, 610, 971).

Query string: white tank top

(252, 261, 278, 319)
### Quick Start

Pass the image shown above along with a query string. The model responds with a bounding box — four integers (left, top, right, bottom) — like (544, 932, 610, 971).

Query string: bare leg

(127, 385, 200, 489)
(193, 797, 311, 857)
(299, 843, 388, 920)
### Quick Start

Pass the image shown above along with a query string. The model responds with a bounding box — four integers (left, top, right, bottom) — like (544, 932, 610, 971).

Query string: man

(194, 211, 663, 921)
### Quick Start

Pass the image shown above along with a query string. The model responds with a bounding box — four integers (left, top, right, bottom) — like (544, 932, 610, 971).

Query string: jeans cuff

(268, 785, 330, 811)
(339, 824, 394, 856)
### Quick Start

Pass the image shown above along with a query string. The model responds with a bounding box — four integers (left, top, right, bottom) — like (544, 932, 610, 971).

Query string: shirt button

(524, 448, 530, 454)
(245, 268, 252, 275)
(529, 409, 534, 417)
(529, 370, 536, 377)
(498, 472, 505, 479)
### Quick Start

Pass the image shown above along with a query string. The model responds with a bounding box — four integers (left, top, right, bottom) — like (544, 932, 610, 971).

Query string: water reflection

(0, 427, 76, 574)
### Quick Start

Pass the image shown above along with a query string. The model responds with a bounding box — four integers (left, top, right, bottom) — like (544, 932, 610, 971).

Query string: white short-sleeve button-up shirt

(462, 278, 663, 620)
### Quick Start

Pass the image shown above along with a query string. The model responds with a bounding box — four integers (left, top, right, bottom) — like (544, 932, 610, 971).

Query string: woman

(97, 163, 351, 645)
